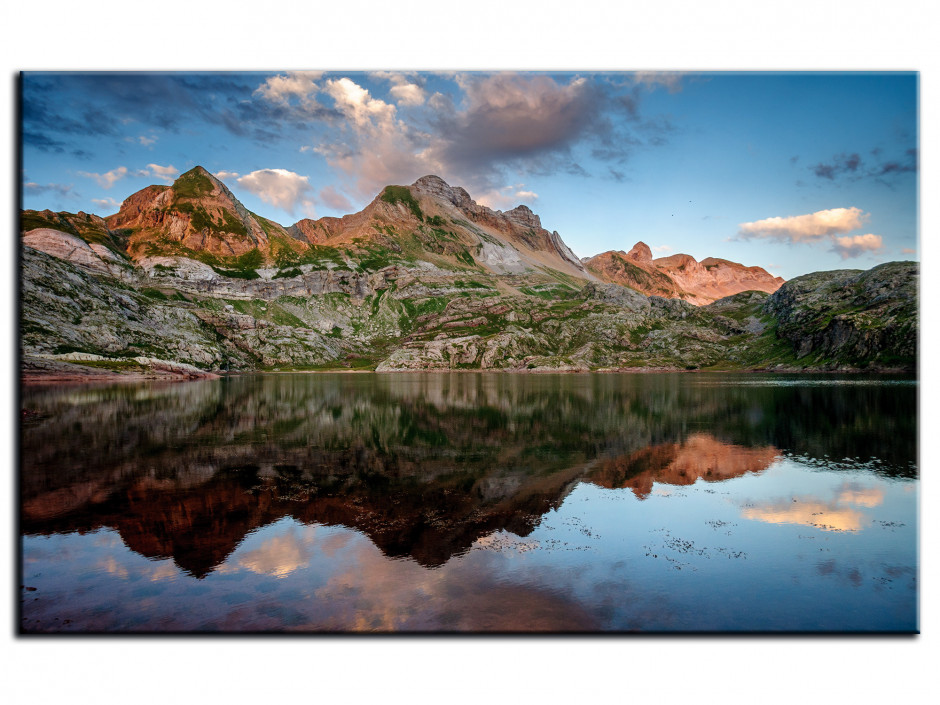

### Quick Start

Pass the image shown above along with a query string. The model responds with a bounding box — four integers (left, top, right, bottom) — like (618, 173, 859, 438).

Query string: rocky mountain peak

(171, 166, 227, 198)
(627, 241, 653, 262)
(502, 205, 541, 230)
(106, 165, 273, 258)
(411, 175, 475, 210)
(585, 243, 784, 305)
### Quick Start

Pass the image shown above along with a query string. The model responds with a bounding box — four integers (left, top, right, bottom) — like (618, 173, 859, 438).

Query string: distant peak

(627, 241, 653, 262)
(412, 175, 451, 189)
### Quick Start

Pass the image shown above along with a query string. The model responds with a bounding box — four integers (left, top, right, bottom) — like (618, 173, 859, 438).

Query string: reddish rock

(585, 241, 784, 305)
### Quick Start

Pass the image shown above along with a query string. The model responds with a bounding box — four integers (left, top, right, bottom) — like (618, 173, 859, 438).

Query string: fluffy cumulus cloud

(323, 77, 398, 130)
(251, 71, 673, 204)
(739, 207, 885, 260)
(214, 170, 241, 182)
(738, 207, 868, 243)
(79, 166, 129, 189)
(254, 71, 324, 106)
(308, 78, 434, 199)
(236, 168, 316, 217)
(371, 71, 427, 106)
(832, 233, 884, 259)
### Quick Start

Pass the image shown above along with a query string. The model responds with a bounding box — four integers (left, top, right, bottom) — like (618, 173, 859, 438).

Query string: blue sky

(21, 71, 917, 280)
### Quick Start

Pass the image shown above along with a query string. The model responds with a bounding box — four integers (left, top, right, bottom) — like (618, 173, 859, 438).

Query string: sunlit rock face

(108, 167, 278, 258)
(585, 242, 785, 305)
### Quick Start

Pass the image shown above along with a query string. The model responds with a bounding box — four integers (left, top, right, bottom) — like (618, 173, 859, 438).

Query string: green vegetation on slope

(380, 185, 424, 221)
(172, 167, 216, 199)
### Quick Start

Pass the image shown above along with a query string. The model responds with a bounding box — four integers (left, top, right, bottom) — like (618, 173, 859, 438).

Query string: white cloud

(236, 168, 316, 217)
(901, 247, 916, 255)
(476, 185, 539, 209)
(738, 207, 868, 243)
(390, 82, 426, 106)
(254, 71, 324, 106)
(91, 197, 121, 211)
(832, 233, 884, 259)
(652, 244, 673, 253)
(372, 71, 427, 106)
(79, 164, 178, 188)
(139, 135, 157, 147)
(146, 163, 179, 183)
(314, 77, 436, 198)
(79, 166, 128, 189)
(323, 77, 398, 130)
(214, 170, 241, 182)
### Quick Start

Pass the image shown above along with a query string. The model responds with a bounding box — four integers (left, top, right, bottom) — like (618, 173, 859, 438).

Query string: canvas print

(19, 71, 917, 633)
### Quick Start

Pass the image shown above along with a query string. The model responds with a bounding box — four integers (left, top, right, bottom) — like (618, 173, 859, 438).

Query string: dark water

(20, 372, 917, 633)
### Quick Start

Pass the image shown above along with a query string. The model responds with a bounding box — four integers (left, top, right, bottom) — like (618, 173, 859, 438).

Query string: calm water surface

(20, 372, 917, 632)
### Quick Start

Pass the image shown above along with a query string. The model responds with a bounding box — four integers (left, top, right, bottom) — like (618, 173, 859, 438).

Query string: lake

(19, 372, 917, 633)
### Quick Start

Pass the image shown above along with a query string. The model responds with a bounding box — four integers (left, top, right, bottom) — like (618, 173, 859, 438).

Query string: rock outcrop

(585, 241, 784, 305)
(762, 261, 917, 367)
(23, 228, 132, 279)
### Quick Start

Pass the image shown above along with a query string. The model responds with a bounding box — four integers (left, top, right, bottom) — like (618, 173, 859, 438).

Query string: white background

(1, 1, 936, 703)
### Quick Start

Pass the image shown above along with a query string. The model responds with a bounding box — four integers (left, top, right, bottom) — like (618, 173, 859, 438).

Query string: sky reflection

(20, 373, 917, 632)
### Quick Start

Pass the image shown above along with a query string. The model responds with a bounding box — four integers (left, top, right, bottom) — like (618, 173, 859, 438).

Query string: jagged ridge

(585, 241, 784, 305)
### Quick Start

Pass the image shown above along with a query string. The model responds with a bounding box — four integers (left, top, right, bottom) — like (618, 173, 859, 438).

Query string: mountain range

(20, 167, 917, 379)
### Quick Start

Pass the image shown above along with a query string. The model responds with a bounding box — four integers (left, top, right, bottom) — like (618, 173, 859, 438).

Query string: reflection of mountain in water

(21, 373, 915, 575)
(587, 433, 780, 498)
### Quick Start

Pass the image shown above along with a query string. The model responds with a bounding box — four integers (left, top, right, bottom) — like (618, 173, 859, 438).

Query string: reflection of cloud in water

(320, 530, 352, 558)
(742, 501, 865, 532)
(308, 539, 599, 632)
(148, 562, 180, 582)
(230, 525, 318, 578)
(837, 484, 884, 508)
(97, 556, 130, 579)
(741, 482, 884, 532)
